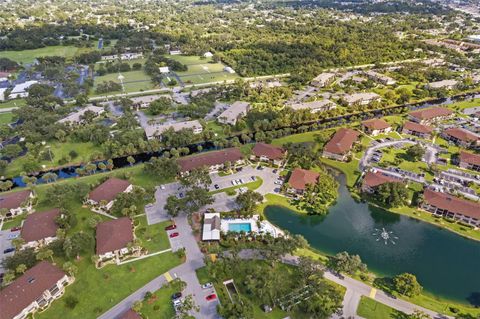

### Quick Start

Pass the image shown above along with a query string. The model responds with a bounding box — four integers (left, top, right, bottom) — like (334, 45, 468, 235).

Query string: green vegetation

(210, 177, 263, 195)
(0, 112, 13, 125)
(135, 216, 171, 253)
(135, 280, 184, 319)
(357, 297, 405, 319)
(0, 46, 81, 64)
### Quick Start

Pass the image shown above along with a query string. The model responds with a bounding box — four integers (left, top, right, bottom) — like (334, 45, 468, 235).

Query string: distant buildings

(402, 121, 433, 139)
(96, 217, 137, 265)
(408, 107, 453, 124)
(0, 261, 73, 319)
(251, 143, 286, 166)
(0, 190, 34, 219)
(58, 105, 105, 125)
(363, 71, 396, 85)
(101, 52, 143, 61)
(426, 80, 458, 90)
(311, 73, 336, 87)
(218, 101, 250, 125)
(289, 100, 336, 113)
(422, 189, 480, 227)
(130, 94, 170, 109)
(87, 178, 133, 211)
(202, 212, 221, 241)
(287, 168, 319, 195)
(361, 118, 391, 136)
(21, 209, 60, 250)
(343, 92, 381, 106)
(459, 151, 480, 172)
(144, 120, 203, 140)
(441, 128, 480, 148)
(9, 80, 38, 99)
(322, 128, 360, 161)
(169, 50, 182, 55)
(177, 148, 244, 174)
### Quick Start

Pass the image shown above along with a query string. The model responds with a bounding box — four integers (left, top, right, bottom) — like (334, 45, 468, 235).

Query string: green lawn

(38, 252, 182, 319)
(357, 297, 404, 319)
(0, 112, 13, 125)
(320, 158, 361, 188)
(0, 46, 81, 64)
(166, 55, 214, 65)
(179, 72, 238, 85)
(210, 177, 263, 195)
(93, 70, 155, 95)
(138, 280, 183, 319)
(0, 98, 26, 109)
(135, 216, 171, 253)
(1, 214, 24, 230)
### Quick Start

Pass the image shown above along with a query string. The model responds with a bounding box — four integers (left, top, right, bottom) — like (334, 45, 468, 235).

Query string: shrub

(69, 150, 79, 159)
(64, 296, 79, 309)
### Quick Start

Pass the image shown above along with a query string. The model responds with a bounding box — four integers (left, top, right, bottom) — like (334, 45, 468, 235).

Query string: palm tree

(36, 248, 55, 264)
(12, 238, 25, 250)
(16, 264, 27, 274)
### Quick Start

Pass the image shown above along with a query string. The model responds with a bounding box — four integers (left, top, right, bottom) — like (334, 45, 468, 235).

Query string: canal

(264, 174, 480, 305)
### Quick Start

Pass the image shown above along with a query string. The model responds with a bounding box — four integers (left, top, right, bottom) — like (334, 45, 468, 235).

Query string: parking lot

(0, 228, 21, 277)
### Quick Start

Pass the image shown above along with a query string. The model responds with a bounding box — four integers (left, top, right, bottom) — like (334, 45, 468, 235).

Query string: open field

(138, 280, 183, 319)
(0, 112, 13, 125)
(93, 70, 156, 95)
(357, 296, 404, 319)
(0, 46, 81, 64)
(0, 98, 26, 109)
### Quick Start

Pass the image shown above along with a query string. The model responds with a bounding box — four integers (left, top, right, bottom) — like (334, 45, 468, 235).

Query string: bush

(69, 150, 79, 159)
(64, 296, 79, 309)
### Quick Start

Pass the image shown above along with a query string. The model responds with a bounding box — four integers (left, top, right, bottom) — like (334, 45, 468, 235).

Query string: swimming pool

(228, 223, 252, 232)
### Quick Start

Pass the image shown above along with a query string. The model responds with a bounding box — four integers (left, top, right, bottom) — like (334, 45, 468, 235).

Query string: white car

(7, 233, 19, 240)
(201, 282, 213, 289)
(160, 185, 166, 190)
(274, 180, 282, 185)
(231, 180, 237, 186)
(173, 299, 182, 307)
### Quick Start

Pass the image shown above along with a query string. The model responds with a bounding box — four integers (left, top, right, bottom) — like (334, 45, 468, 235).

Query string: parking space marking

(369, 288, 377, 299)
(164, 272, 173, 282)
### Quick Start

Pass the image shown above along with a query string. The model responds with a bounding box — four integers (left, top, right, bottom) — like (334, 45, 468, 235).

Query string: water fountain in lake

(372, 227, 398, 245)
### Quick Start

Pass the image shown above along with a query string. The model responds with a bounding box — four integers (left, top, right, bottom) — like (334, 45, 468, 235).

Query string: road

(98, 215, 220, 319)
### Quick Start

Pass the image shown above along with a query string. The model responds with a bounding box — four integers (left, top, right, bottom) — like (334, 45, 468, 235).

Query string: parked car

(173, 299, 182, 307)
(10, 227, 21, 232)
(171, 292, 182, 300)
(7, 233, 19, 240)
(201, 283, 213, 289)
(3, 248, 15, 254)
(178, 193, 184, 198)
(251, 176, 256, 181)
(231, 180, 237, 186)
(160, 185, 166, 190)
(206, 294, 217, 301)
(165, 224, 177, 231)
(169, 232, 179, 238)
(214, 184, 220, 189)
(239, 179, 244, 184)
(274, 180, 282, 185)
(273, 169, 278, 173)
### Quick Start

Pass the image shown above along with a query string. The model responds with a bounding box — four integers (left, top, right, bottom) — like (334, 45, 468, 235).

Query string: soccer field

(0, 46, 81, 64)
(92, 70, 156, 95)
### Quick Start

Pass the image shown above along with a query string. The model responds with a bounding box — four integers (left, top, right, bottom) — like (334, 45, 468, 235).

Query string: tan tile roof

(459, 151, 480, 166)
(96, 217, 133, 255)
(177, 148, 243, 172)
(362, 118, 390, 130)
(409, 107, 453, 121)
(288, 168, 319, 190)
(0, 190, 31, 210)
(0, 261, 66, 319)
(88, 178, 131, 203)
(252, 143, 285, 160)
(362, 171, 402, 188)
(424, 189, 480, 220)
(323, 128, 360, 155)
(21, 209, 60, 243)
(443, 128, 480, 143)
(403, 121, 433, 134)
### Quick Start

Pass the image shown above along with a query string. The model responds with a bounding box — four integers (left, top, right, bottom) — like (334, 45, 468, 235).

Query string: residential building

(21, 209, 60, 250)
(289, 100, 336, 113)
(363, 71, 396, 85)
(311, 72, 336, 87)
(343, 92, 381, 106)
(402, 121, 433, 139)
(441, 128, 480, 148)
(86, 178, 133, 211)
(287, 168, 319, 195)
(169, 50, 182, 55)
(118, 309, 142, 319)
(10, 80, 38, 99)
(218, 101, 250, 125)
(408, 107, 453, 124)
(202, 212, 221, 241)
(158, 66, 169, 73)
(101, 52, 143, 61)
(421, 189, 480, 227)
(96, 217, 135, 263)
(144, 120, 203, 140)
(0, 190, 34, 219)
(361, 170, 403, 193)
(177, 148, 244, 174)
(251, 143, 286, 166)
(0, 88, 7, 101)
(57, 105, 105, 125)
(0, 261, 72, 319)
(459, 151, 480, 172)
(130, 95, 170, 110)
(361, 118, 392, 136)
(426, 79, 459, 90)
(322, 128, 360, 161)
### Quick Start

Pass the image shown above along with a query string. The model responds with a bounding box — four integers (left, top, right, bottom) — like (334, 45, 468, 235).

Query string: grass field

(138, 280, 183, 319)
(0, 98, 26, 109)
(0, 46, 81, 64)
(356, 297, 404, 319)
(135, 216, 171, 253)
(0, 112, 13, 125)
(93, 70, 156, 95)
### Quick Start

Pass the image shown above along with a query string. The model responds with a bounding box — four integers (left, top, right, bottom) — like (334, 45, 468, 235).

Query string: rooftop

(289, 100, 334, 112)
(88, 177, 131, 203)
(202, 212, 221, 241)
(144, 120, 202, 140)
(177, 148, 243, 172)
(362, 118, 390, 130)
(343, 92, 380, 104)
(58, 105, 105, 124)
(403, 121, 433, 134)
(459, 151, 480, 166)
(443, 128, 480, 143)
(96, 217, 134, 255)
(252, 143, 285, 160)
(324, 128, 360, 155)
(288, 168, 319, 191)
(218, 101, 249, 123)
(21, 209, 60, 243)
(0, 190, 32, 210)
(424, 189, 480, 220)
(363, 170, 402, 188)
(409, 107, 453, 121)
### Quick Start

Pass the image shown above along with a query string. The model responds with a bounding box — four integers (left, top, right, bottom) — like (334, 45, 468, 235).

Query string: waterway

(264, 174, 480, 305)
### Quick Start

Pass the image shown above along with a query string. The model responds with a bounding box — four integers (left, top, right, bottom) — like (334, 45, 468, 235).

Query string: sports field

(92, 70, 156, 95)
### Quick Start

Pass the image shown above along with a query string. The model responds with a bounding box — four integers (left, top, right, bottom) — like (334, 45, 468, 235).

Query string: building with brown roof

(118, 309, 142, 319)
(361, 170, 403, 193)
(422, 189, 480, 226)
(177, 148, 244, 174)
(0, 261, 72, 319)
(402, 121, 433, 139)
(441, 128, 480, 148)
(87, 178, 133, 211)
(96, 217, 136, 264)
(0, 190, 34, 220)
(287, 168, 320, 195)
(459, 151, 480, 172)
(361, 119, 391, 136)
(251, 143, 286, 166)
(21, 209, 61, 250)
(408, 107, 453, 124)
(322, 128, 360, 161)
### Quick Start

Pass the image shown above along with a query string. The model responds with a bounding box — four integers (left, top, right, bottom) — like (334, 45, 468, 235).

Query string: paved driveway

(0, 229, 20, 275)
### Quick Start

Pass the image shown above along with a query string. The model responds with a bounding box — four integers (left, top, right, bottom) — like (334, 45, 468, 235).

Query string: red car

(165, 224, 177, 231)
(206, 294, 217, 301)
(169, 232, 179, 238)
(10, 227, 21, 232)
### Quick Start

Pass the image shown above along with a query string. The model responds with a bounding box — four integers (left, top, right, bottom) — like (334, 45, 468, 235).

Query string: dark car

(206, 294, 217, 301)
(3, 248, 15, 254)
(165, 224, 177, 231)
(10, 227, 21, 232)
(169, 232, 179, 238)
(171, 292, 182, 300)
(214, 184, 220, 189)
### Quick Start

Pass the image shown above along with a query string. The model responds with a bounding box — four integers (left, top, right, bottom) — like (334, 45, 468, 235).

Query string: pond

(264, 174, 480, 305)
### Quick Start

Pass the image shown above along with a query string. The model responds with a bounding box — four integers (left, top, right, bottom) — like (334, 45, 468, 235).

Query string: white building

(311, 72, 336, 87)
(144, 120, 203, 140)
(58, 105, 105, 125)
(343, 92, 381, 106)
(364, 70, 396, 85)
(202, 212, 221, 241)
(426, 79, 459, 90)
(218, 101, 250, 125)
(10, 80, 38, 99)
(289, 99, 336, 113)
(224, 66, 235, 74)
(169, 50, 182, 55)
(204, 52, 213, 58)
(159, 66, 170, 73)
(130, 94, 171, 109)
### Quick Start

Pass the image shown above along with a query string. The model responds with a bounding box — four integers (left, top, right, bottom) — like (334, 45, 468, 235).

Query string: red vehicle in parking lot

(10, 227, 21, 232)
(169, 232, 179, 238)
(165, 224, 177, 231)
(206, 294, 217, 301)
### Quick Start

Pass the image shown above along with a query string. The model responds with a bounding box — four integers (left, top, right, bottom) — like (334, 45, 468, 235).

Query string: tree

(16, 263, 27, 274)
(144, 156, 179, 180)
(62, 261, 78, 276)
(127, 156, 135, 166)
(393, 273, 423, 297)
(164, 195, 185, 217)
(2, 271, 16, 285)
(235, 190, 264, 216)
(36, 248, 54, 263)
(375, 182, 409, 207)
(407, 310, 430, 319)
(4, 248, 36, 272)
(132, 300, 143, 313)
(63, 232, 93, 259)
(12, 238, 25, 250)
(147, 97, 171, 115)
(42, 172, 58, 183)
(298, 279, 343, 318)
(406, 144, 425, 161)
(1, 144, 22, 158)
(327, 251, 367, 275)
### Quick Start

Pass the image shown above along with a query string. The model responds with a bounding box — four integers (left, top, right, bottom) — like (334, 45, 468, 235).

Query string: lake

(264, 174, 480, 305)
